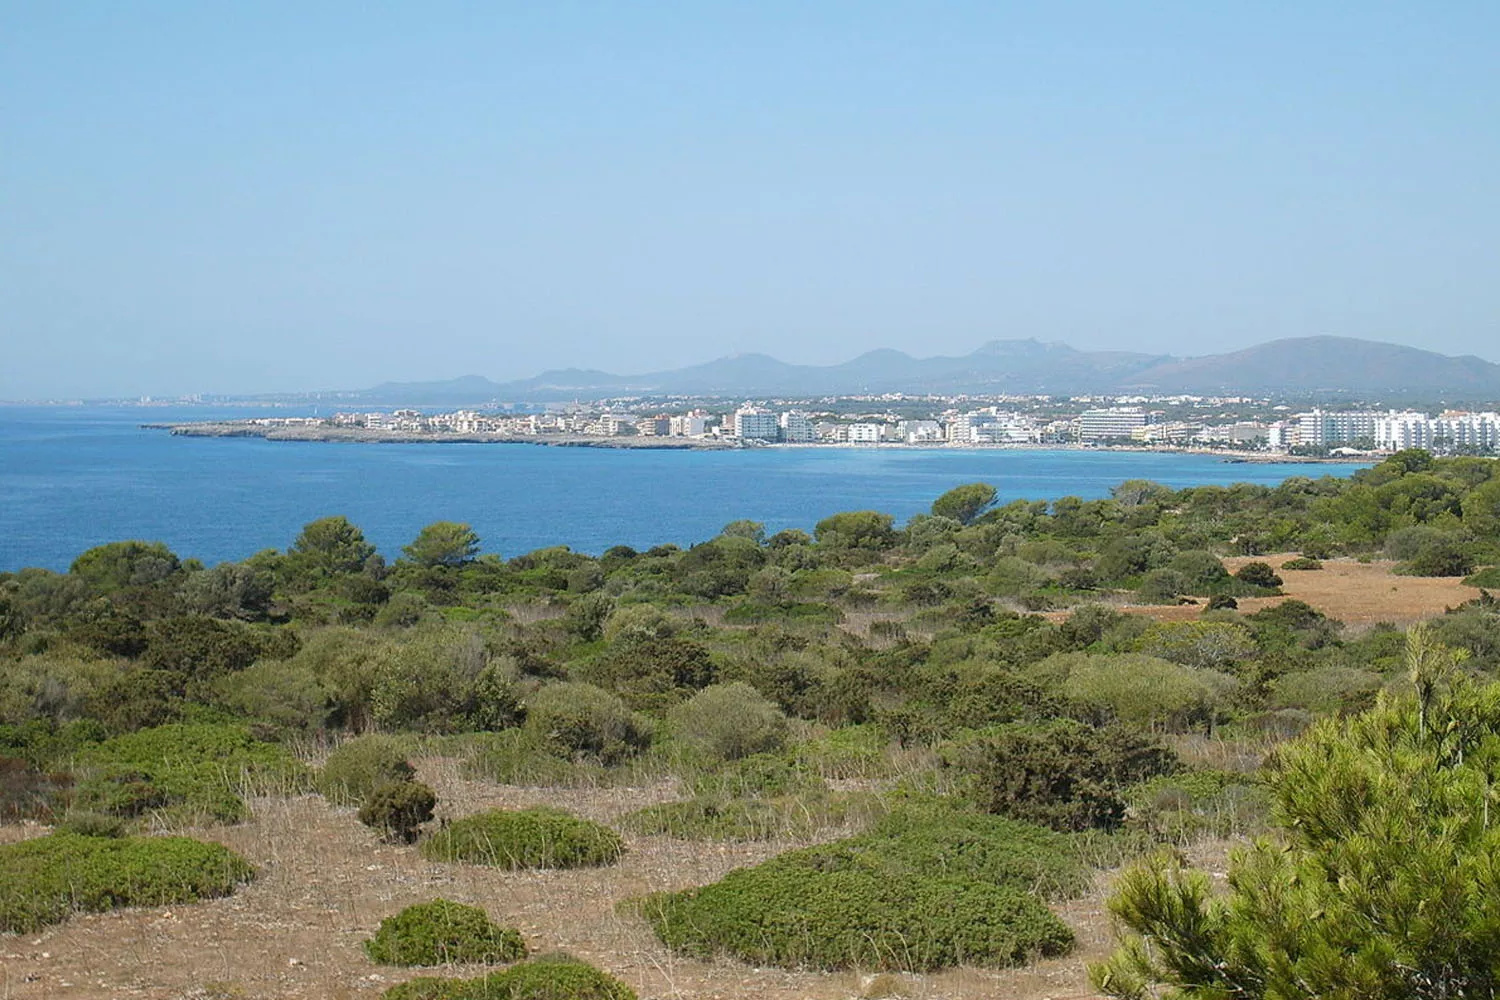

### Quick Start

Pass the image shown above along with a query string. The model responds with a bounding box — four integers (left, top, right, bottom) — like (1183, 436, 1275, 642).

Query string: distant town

(160, 394, 1500, 456)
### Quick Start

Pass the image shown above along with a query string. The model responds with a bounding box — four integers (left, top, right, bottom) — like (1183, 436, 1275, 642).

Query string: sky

(2, 3, 1498, 399)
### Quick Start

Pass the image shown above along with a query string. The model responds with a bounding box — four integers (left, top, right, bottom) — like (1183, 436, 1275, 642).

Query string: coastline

(147, 421, 1370, 463)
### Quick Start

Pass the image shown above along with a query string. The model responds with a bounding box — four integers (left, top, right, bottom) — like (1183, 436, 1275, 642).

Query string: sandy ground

(0, 757, 1123, 1000)
(1106, 554, 1483, 626)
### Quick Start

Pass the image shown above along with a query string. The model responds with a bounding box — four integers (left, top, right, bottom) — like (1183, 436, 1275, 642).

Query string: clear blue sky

(2, 2, 1497, 398)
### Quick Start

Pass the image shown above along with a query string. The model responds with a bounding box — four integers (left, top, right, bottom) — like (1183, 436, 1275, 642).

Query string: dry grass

(0, 757, 1120, 1000)
(1100, 554, 1482, 626)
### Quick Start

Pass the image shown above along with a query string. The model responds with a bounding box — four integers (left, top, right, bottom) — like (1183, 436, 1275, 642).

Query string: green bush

(941, 721, 1179, 832)
(1124, 770, 1269, 843)
(1233, 561, 1283, 588)
(634, 805, 1080, 971)
(73, 722, 307, 825)
(686, 752, 823, 798)
(462, 730, 602, 787)
(792, 725, 891, 779)
(57, 811, 127, 838)
(320, 734, 417, 806)
(0, 831, 255, 932)
(1281, 556, 1323, 570)
(365, 898, 527, 966)
(621, 790, 884, 842)
(1463, 567, 1500, 588)
(382, 955, 636, 1000)
(360, 781, 437, 844)
(667, 682, 789, 761)
(421, 807, 624, 869)
(522, 683, 652, 765)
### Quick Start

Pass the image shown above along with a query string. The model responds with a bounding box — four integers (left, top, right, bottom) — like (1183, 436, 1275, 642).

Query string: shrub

(1124, 771, 1269, 843)
(57, 811, 127, 838)
(792, 725, 891, 779)
(1281, 556, 1323, 570)
(319, 734, 416, 806)
(1233, 562, 1283, 588)
(0, 832, 255, 932)
(667, 683, 789, 761)
(463, 730, 600, 787)
(360, 781, 437, 843)
(522, 683, 652, 765)
(381, 955, 636, 1000)
(941, 721, 1179, 832)
(0, 756, 71, 821)
(686, 753, 822, 798)
(365, 899, 527, 966)
(1136, 569, 1190, 604)
(1395, 538, 1476, 577)
(634, 805, 1080, 971)
(421, 807, 624, 869)
(74, 723, 307, 825)
(1463, 567, 1500, 588)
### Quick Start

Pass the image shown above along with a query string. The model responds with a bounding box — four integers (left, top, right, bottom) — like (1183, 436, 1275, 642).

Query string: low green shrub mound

(632, 805, 1082, 971)
(1280, 556, 1323, 571)
(320, 734, 417, 806)
(365, 899, 527, 967)
(73, 722, 308, 825)
(421, 807, 624, 870)
(0, 831, 255, 932)
(621, 790, 884, 842)
(382, 954, 636, 1000)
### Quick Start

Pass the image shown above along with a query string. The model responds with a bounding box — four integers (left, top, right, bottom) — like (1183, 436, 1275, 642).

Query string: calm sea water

(0, 406, 1366, 572)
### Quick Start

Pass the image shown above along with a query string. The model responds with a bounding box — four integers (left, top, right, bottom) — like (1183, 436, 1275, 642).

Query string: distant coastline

(147, 420, 1368, 463)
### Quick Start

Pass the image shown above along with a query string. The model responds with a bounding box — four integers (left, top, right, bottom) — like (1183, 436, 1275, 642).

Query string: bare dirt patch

(0, 758, 1116, 1000)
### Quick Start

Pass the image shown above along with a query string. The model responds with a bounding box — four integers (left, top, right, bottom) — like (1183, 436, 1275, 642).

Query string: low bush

(364, 898, 527, 966)
(360, 781, 437, 843)
(1280, 556, 1323, 571)
(462, 730, 602, 787)
(319, 734, 417, 806)
(73, 722, 307, 825)
(685, 752, 822, 798)
(633, 804, 1080, 971)
(0, 755, 71, 821)
(381, 954, 636, 1000)
(1233, 562, 1283, 589)
(57, 810, 127, 837)
(940, 720, 1179, 832)
(667, 682, 788, 761)
(0, 831, 255, 932)
(522, 683, 652, 766)
(621, 790, 884, 842)
(421, 807, 624, 870)
(1124, 770, 1270, 843)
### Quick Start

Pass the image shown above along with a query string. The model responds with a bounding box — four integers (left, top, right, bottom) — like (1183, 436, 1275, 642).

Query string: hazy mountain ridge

(352, 337, 1500, 404)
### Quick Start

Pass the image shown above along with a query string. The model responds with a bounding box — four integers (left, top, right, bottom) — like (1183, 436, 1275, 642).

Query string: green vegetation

(421, 807, 624, 869)
(382, 954, 636, 1000)
(319, 734, 417, 806)
(635, 804, 1083, 971)
(364, 899, 527, 966)
(7, 453, 1500, 987)
(0, 832, 254, 932)
(1094, 646, 1500, 998)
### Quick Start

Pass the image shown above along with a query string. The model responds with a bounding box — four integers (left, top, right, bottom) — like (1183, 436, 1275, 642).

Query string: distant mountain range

(345, 336, 1500, 405)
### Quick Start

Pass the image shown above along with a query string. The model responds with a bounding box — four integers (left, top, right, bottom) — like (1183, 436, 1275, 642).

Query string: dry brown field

(0, 757, 1126, 1000)
(1117, 554, 1483, 626)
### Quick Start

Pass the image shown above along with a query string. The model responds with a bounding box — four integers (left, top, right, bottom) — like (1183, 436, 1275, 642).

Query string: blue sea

(0, 406, 1366, 572)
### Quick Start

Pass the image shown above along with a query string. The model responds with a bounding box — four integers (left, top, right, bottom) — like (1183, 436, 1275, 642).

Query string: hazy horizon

(3, 4, 1497, 398)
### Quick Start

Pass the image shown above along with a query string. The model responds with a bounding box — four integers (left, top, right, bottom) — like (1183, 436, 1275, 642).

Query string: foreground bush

(421, 807, 624, 869)
(382, 954, 636, 1000)
(365, 899, 527, 966)
(319, 734, 417, 806)
(522, 683, 652, 766)
(634, 805, 1081, 971)
(0, 832, 255, 932)
(1093, 668, 1500, 998)
(73, 722, 307, 824)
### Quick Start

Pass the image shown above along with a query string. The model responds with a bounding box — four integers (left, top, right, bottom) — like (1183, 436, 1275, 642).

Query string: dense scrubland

(3, 448, 1500, 998)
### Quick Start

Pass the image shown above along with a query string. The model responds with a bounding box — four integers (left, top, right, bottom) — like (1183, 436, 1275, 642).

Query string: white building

(779, 411, 815, 443)
(733, 405, 780, 442)
(1296, 410, 1378, 447)
(897, 419, 944, 444)
(1077, 408, 1147, 441)
(669, 411, 711, 437)
(847, 423, 884, 444)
